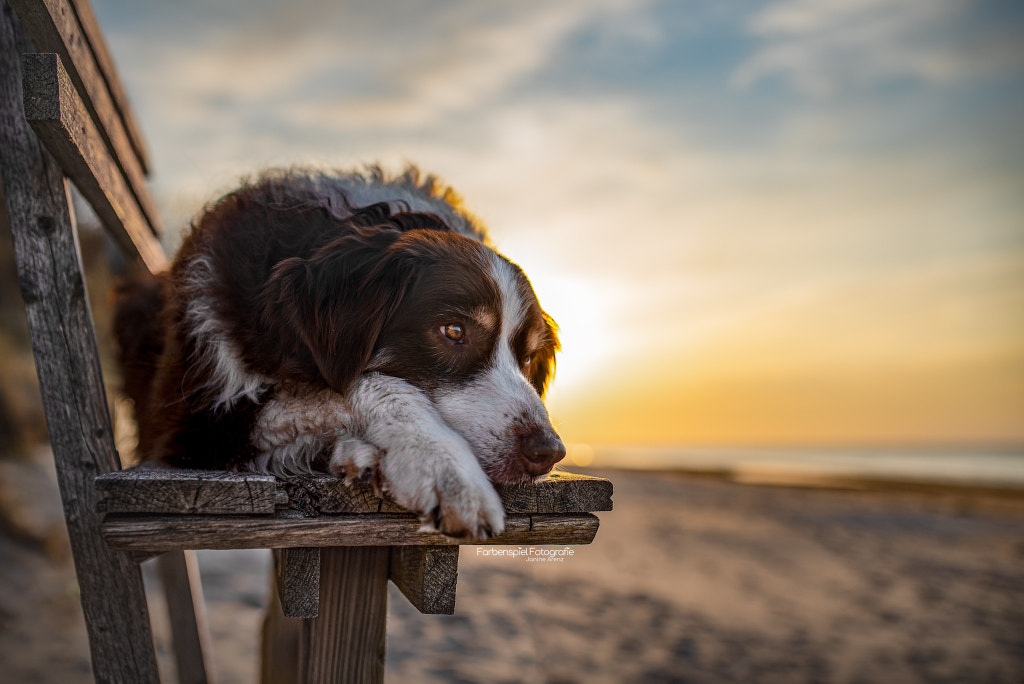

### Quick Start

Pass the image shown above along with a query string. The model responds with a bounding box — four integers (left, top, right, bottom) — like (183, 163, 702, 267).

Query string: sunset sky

(90, 0, 1024, 448)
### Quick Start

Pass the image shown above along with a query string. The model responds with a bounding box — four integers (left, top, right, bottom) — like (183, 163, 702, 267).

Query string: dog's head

(262, 204, 564, 483)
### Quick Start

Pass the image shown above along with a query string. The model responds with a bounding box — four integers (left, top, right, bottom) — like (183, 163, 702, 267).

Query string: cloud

(111, 0, 653, 130)
(733, 0, 1024, 96)
(96, 0, 661, 227)
(92, 0, 1024, 444)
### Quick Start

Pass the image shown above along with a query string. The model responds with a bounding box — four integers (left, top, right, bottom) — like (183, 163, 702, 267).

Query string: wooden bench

(0, 1, 612, 682)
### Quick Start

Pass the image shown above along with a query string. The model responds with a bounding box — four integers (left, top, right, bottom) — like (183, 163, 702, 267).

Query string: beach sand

(2, 452, 1023, 683)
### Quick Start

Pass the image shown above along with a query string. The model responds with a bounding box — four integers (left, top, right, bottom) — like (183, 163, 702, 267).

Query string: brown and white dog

(114, 167, 564, 539)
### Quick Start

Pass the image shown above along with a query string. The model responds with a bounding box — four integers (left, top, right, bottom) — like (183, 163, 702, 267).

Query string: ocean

(565, 444, 1024, 490)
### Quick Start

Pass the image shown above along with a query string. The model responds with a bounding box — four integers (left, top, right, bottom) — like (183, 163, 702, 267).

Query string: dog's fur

(114, 167, 564, 538)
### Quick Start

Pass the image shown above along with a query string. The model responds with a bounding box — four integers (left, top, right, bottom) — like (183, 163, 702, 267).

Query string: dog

(114, 166, 564, 539)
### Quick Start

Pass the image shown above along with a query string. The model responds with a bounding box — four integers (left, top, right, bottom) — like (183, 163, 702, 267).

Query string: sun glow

(525, 272, 617, 396)
(564, 442, 595, 467)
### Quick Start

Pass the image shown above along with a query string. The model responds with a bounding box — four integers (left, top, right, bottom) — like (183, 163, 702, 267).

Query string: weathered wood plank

(389, 545, 459, 615)
(102, 511, 601, 551)
(64, 0, 150, 172)
(157, 550, 214, 684)
(9, 0, 160, 234)
(132, 550, 162, 564)
(529, 513, 606, 545)
(282, 470, 612, 515)
(495, 470, 614, 513)
(274, 547, 320, 618)
(282, 476, 391, 516)
(96, 467, 278, 514)
(299, 547, 388, 684)
(0, 4, 159, 680)
(98, 469, 613, 515)
(22, 52, 167, 271)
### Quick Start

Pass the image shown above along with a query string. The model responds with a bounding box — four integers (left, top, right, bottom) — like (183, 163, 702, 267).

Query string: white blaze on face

(431, 251, 557, 482)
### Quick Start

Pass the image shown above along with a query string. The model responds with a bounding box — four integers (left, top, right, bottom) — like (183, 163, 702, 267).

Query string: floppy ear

(261, 226, 413, 393)
(528, 312, 560, 397)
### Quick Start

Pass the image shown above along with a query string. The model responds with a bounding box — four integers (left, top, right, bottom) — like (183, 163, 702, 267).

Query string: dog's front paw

(419, 469, 506, 540)
(327, 437, 384, 492)
(380, 443, 505, 540)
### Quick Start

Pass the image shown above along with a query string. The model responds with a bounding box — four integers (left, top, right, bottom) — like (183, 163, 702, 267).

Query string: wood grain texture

(495, 470, 614, 513)
(157, 550, 214, 684)
(102, 511, 601, 551)
(282, 475, 393, 516)
(9, 0, 160, 234)
(0, 4, 159, 680)
(132, 550, 162, 564)
(63, 0, 150, 172)
(528, 513, 605, 544)
(281, 470, 613, 515)
(21, 52, 167, 271)
(274, 547, 320, 618)
(389, 545, 459, 615)
(96, 467, 278, 514)
(96, 469, 613, 515)
(299, 547, 389, 684)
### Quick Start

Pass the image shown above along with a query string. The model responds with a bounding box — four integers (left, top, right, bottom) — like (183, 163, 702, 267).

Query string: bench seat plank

(287, 470, 613, 515)
(96, 467, 278, 514)
(97, 467, 613, 515)
(102, 511, 601, 551)
(496, 471, 614, 513)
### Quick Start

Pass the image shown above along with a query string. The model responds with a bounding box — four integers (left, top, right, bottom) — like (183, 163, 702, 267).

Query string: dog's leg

(346, 373, 505, 540)
(248, 378, 504, 539)
(248, 388, 380, 479)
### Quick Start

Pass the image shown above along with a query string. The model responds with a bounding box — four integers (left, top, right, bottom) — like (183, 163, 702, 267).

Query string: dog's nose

(519, 429, 566, 476)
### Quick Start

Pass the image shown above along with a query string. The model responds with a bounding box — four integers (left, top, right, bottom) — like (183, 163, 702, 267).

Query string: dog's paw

(379, 443, 505, 540)
(327, 437, 384, 493)
(417, 472, 506, 540)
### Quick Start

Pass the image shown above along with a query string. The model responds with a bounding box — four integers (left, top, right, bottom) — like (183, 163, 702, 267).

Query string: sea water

(568, 444, 1024, 489)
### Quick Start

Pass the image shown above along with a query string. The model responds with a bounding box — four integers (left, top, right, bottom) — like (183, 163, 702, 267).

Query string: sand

(1, 451, 1023, 683)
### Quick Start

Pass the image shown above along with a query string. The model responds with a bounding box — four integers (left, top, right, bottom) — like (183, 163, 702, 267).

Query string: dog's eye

(440, 323, 465, 343)
(522, 355, 533, 368)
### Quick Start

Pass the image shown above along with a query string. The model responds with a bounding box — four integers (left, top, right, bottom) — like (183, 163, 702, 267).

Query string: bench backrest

(12, 0, 167, 272)
(0, 0, 165, 679)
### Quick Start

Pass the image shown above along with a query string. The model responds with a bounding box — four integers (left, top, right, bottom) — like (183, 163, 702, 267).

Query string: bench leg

(298, 546, 389, 684)
(158, 550, 215, 684)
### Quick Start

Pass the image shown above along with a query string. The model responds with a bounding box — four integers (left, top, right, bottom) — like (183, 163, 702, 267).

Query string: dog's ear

(261, 226, 414, 393)
(528, 313, 560, 397)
